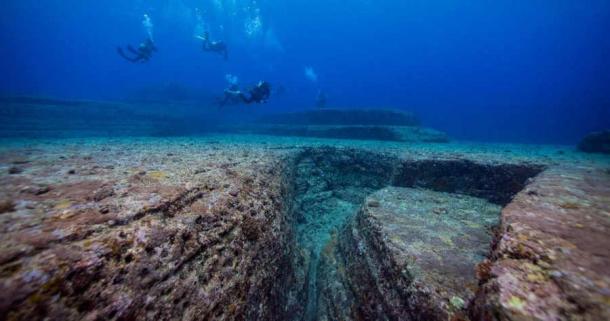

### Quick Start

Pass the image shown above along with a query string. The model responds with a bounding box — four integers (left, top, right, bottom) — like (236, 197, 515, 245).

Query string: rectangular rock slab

(343, 187, 501, 320)
(471, 166, 610, 321)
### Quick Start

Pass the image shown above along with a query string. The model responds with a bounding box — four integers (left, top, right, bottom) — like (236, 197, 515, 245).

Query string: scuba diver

(117, 38, 157, 63)
(220, 81, 271, 107)
(118, 14, 156, 63)
(196, 31, 228, 60)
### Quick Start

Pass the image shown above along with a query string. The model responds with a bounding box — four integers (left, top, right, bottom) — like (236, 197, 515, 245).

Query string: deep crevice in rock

(280, 147, 545, 321)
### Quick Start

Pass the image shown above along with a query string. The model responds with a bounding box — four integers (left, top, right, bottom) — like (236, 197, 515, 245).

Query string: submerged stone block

(0, 145, 297, 321)
(1, 141, 607, 321)
(246, 109, 449, 142)
(258, 109, 420, 126)
(471, 167, 610, 321)
(239, 124, 449, 143)
(331, 187, 501, 320)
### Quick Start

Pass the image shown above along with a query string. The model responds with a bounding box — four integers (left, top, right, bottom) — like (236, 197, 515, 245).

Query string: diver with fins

(117, 14, 156, 63)
(117, 38, 157, 63)
(196, 31, 228, 60)
(220, 81, 271, 107)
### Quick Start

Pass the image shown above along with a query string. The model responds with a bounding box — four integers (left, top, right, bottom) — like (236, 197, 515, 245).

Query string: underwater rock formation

(317, 187, 501, 320)
(283, 148, 398, 320)
(246, 109, 448, 142)
(0, 140, 608, 321)
(0, 147, 297, 321)
(393, 159, 545, 205)
(283, 148, 548, 321)
(0, 98, 222, 138)
(258, 109, 420, 126)
(471, 166, 610, 321)
(237, 124, 449, 143)
(578, 130, 610, 154)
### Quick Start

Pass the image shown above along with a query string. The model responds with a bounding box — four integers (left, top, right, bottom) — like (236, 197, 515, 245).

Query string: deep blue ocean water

(1, 0, 609, 144)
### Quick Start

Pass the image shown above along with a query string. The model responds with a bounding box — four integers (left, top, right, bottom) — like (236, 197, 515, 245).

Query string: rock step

(226, 124, 449, 143)
(471, 166, 610, 321)
(258, 109, 420, 127)
(327, 187, 501, 320)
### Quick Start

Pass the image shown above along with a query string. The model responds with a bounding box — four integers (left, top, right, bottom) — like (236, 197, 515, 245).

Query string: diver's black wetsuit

(243, 82, 271, 103)
(117, 38, 157, 63)
(220, 82, 271, 106)
(201, 32, 228, 60)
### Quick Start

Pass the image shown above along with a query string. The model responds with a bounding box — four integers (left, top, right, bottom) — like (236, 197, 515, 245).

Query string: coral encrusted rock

(470, 166, 610, 321)
(317, 187, 502, 321)
(0, 146, 296, 321)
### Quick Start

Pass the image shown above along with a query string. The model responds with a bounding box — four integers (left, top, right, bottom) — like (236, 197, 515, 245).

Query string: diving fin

(117, 47, 136, 62)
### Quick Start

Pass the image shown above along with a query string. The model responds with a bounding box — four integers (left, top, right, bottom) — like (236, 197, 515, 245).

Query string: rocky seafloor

(0, 135, 609, 321)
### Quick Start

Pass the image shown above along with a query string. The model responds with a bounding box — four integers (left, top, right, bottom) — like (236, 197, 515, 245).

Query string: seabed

(0, 134, 609, 320)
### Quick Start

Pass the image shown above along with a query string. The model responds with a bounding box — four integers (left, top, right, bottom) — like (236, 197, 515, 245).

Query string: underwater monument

(230, 109, 449, 142)
(0, 133, 609, 321)
(1, 0, 610, 320)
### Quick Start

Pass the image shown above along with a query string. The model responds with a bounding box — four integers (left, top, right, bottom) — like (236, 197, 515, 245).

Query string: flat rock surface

(247, 108, 447, 142)
(229, 124, 449, 143)
(257, 109, 420, 126)
(472, 166, 610, 320)
(363, 187, 501, 316)
(0, 136, 609, 321)
(0, 141, 294, 320)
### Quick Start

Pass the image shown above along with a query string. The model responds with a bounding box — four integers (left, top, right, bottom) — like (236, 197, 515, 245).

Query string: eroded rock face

(394, 160, 545, 205)
(283, 148, 398, 321)
(317, 187, 501, 321)
(0, 147, 297, 321)
(1, 142, 607, 321)
(471, 167, 610, 321)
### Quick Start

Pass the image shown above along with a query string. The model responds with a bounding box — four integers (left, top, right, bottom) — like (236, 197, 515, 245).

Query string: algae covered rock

(0, 145, 297, 321)
(471, 167, 610, 321)
(1, 140, 607, 321)
(320, 187, 501, 320)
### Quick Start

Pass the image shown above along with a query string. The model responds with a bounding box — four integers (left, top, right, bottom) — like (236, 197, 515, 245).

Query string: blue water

(1, 0, 609, 144)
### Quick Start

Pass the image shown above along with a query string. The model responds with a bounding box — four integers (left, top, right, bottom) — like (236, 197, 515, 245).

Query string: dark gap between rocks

(280, 147, 545, 321)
